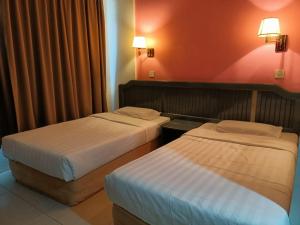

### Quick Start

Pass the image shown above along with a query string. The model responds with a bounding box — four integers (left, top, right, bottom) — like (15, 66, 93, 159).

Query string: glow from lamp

(132, 36, 147, 48)
(257, 18, 281, 37)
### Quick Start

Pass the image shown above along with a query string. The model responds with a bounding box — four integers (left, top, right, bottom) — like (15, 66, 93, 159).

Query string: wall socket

(148, 70, 156, 78)
(274, 69, 285, 79)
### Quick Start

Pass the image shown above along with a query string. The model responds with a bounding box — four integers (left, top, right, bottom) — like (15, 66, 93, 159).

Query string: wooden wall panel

(162, 87, 251, 121)
(119, 86, 163, 111)
(119, 81, 300, 132)
(256, 91, 296, 129)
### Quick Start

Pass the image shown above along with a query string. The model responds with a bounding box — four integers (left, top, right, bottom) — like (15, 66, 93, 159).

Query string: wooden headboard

(119, 81, 300, 132)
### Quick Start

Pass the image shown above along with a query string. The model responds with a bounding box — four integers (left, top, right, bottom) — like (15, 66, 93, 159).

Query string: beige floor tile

(46, 205, 90, 225)
(87, 205, 113, 225)
(72, 191, 113, 225)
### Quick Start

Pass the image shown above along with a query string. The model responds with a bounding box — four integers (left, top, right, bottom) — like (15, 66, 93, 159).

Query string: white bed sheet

(105, 123, 298, 225)
(2, 113, 169, 181)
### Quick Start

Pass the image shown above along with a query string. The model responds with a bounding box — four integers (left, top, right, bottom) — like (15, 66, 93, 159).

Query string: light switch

(274, 69, 285, 79)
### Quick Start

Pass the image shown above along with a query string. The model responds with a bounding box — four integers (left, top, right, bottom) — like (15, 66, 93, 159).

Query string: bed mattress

(105, 123, 298, 225)
(2, 113, 169, 182)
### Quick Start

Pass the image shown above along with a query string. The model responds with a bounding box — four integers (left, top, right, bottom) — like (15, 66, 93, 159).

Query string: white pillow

(114, 107, 161, 121)
(216, 120, 283, 138)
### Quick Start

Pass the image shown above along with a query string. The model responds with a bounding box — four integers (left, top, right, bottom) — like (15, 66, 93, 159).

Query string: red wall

(135, 0, 300, 91)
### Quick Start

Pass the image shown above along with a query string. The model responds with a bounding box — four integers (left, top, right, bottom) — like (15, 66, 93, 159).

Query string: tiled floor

(0, 151, 113, 225)
(1, 149, 300, 225)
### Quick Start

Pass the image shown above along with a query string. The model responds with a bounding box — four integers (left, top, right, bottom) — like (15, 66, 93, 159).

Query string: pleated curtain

(0, 0, 107, 141)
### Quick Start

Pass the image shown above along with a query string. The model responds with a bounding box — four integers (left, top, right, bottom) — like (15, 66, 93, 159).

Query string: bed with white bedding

(2, 108, 169, 205)
(105, 122, 299, 225)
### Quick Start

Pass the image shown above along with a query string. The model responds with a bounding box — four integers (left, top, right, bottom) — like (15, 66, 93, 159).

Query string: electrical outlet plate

(274, 69, 285, 79)
(148, 70, 156, 78)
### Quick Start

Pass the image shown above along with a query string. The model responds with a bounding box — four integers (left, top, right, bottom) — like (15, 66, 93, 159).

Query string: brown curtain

(0, 0, 107, 138)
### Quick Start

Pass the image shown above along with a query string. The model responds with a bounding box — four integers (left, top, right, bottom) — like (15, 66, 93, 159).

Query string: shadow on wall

(213, 45, 300, 90)
(135, 0, 300, 91)
(104, 0, 135, 111)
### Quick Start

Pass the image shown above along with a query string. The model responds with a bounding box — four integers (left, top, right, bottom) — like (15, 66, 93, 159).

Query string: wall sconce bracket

(147, 48, 155, 57)
(264, 35, 288, 52)
(275, 35, 288, 52)
(137, 48, 142, 56)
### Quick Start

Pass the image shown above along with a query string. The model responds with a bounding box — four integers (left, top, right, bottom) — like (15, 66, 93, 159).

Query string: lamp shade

(132, 36, 147, 48)
(258, 18, 281, 37)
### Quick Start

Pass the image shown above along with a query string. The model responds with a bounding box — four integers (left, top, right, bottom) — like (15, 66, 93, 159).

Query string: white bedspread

(105, 123, 298, 225)
(2, 113, 169, 181)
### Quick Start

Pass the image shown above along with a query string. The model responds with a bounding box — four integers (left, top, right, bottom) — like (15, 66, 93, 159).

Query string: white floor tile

(0, 170, 15, 188)
(0, 171, 61, 211)
(0, 149, 9, 173)
(0, 171, 90, 225)
(0, 185, 8, 196)
(26, 215, 61, 225)
(0, 191, 44, 225)
(290, 182, 300, 225)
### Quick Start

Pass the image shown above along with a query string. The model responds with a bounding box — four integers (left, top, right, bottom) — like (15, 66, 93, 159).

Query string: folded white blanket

(3, 113, 169, 181)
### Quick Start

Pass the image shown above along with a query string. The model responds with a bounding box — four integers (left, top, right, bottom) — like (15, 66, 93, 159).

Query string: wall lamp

(132, 36, 155, 57)
(257, 18, 288, 52)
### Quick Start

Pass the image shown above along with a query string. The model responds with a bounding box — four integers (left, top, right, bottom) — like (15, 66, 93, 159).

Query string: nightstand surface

(161, 119, 203, 132)
(161, 119, 203, 144)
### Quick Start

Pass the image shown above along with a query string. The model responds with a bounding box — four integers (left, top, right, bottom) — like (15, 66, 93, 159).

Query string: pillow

(216, 120, 283, 138)
(114, 107, 161, 121)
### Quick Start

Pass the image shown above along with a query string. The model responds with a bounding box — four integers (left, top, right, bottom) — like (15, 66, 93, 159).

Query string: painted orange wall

(135, 0, 300, 91)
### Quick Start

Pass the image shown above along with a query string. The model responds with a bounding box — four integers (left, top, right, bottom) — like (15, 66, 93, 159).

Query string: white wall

(104, 0, 136, 111)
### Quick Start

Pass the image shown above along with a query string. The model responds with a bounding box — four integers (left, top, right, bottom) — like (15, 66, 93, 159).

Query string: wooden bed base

(9, 138, 161, 206)
(113, 204, 149, 225)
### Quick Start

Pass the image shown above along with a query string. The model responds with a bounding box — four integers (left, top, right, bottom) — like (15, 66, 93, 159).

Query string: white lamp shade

(258, 18, 281, 37)
(132, 36, 147, 48)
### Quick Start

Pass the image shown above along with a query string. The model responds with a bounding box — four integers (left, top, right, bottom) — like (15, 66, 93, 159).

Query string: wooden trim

(120, 80, 300, 99)
(250, 90, 258, 122)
